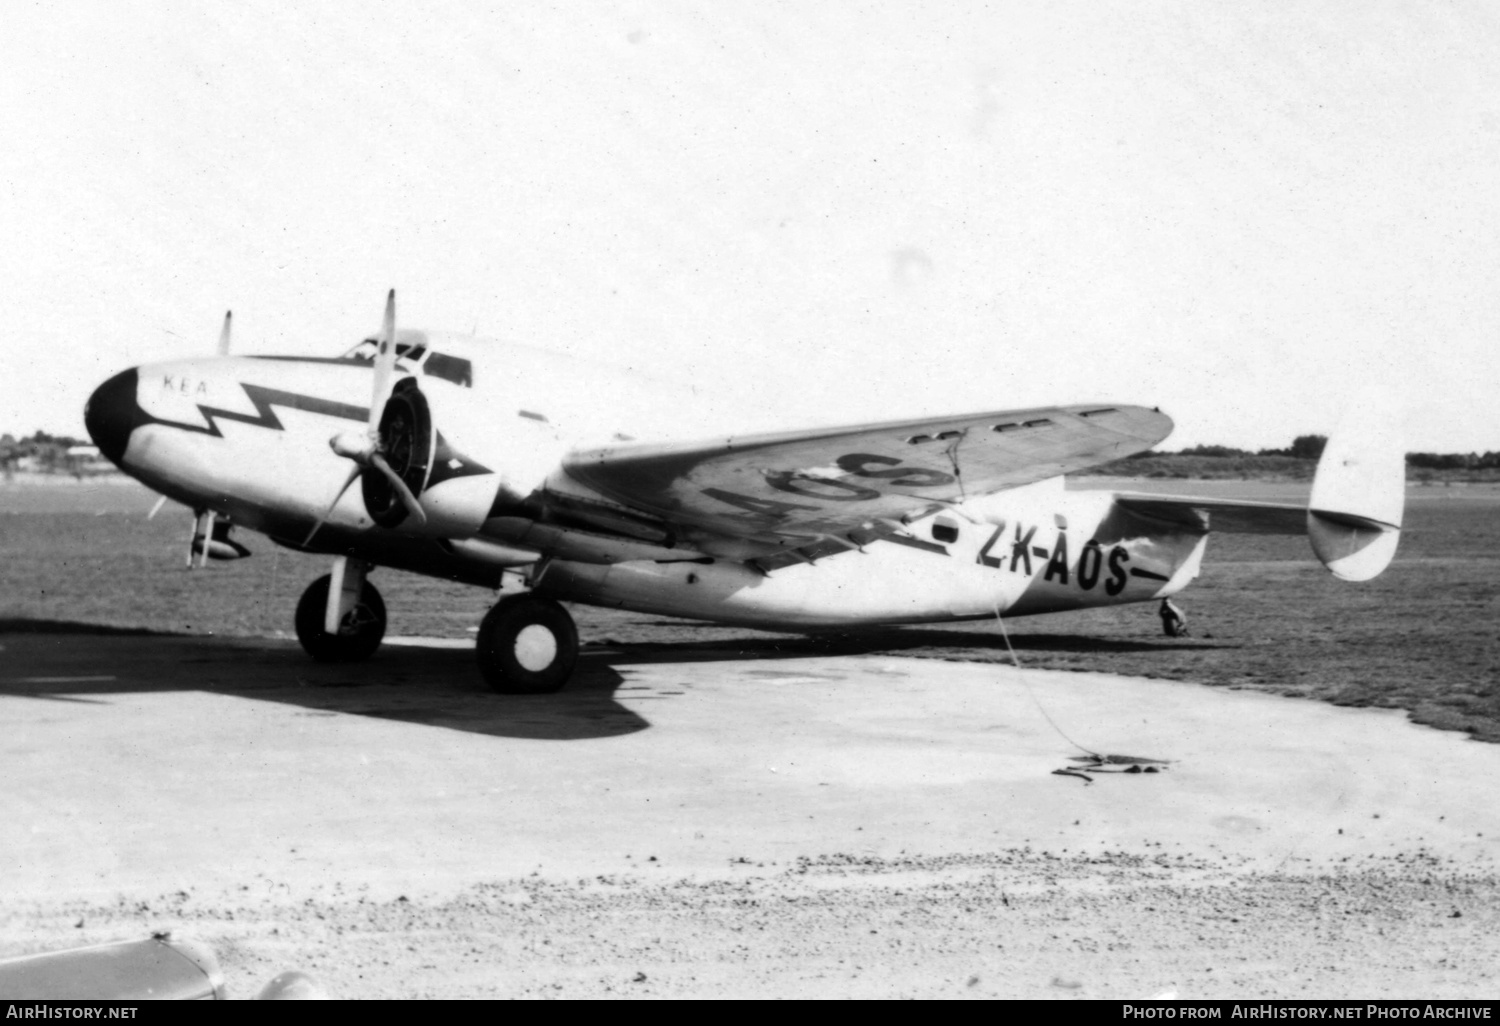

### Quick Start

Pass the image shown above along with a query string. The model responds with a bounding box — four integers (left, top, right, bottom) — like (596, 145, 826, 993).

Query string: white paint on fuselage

(117, 337, 732, 534)
(539, 487, 1208, 628)
(127, 356, 371, 526)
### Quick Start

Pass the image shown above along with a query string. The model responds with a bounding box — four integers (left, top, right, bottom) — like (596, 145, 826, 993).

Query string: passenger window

(932, 517, 960, 544)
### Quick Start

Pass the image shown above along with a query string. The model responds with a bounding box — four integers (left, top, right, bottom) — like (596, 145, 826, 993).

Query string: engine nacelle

(363, 377, 569, 540)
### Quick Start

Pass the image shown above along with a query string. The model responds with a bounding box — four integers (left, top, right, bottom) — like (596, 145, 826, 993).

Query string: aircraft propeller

(303, 290, 427, 546)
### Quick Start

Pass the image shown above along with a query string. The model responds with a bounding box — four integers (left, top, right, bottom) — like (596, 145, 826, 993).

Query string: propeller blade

(217, 310, 232, 356)
(188, 510, 212, 569)
(302, 464, 363, 547)
(198, 512, 212, 568)
(147, 495, 168, 520)
(368, 289, 397, 434)
(369, 452, 427, 525)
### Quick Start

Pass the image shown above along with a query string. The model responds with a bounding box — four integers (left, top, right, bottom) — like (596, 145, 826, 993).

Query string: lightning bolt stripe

(144, 383, 369, 438)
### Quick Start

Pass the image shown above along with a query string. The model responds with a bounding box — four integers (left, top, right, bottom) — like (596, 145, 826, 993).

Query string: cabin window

(932, 516, 960, 544)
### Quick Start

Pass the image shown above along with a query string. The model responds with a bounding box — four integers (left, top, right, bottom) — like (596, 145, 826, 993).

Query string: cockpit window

(338, 339, 473, 388)
(342, 339, 427, 363)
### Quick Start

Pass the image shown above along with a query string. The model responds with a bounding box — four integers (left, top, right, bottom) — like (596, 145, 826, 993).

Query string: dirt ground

(7, 853, 1496, 999)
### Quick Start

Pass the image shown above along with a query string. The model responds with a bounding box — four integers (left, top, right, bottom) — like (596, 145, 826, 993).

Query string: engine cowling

(362, 379, 434, 529)
(362, 377, 565, 541)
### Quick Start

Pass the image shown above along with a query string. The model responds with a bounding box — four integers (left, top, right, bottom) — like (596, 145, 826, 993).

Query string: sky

(2, 1, 1497, 453)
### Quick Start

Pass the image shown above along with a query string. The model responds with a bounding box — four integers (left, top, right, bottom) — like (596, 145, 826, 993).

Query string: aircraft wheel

(294, 574, 387, 662)
(476, 596, 578, 694)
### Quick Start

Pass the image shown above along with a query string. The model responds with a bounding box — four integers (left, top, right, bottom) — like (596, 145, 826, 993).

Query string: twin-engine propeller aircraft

(84, 291, 1405, 694)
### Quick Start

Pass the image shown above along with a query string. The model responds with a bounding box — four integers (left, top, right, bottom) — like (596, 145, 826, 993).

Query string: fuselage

(85, 333, 1205, 629)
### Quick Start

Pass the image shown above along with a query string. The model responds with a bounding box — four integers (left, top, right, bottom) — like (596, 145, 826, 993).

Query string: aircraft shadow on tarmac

(0, 621, 1228, 743)
(0, 624, 642, 743)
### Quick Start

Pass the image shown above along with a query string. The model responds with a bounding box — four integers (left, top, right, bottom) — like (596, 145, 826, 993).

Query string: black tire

(294, 574, 387, 662)
(476, 596, 578, 694)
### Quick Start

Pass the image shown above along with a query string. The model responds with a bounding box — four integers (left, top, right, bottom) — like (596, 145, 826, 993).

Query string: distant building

(64, 444, 114, 476)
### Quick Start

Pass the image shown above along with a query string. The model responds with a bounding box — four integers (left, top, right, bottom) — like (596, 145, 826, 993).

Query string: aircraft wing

(561, 404, 1172, 557)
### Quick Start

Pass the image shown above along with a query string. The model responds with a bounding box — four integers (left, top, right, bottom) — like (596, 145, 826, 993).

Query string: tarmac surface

(3, 631, 1498, 998)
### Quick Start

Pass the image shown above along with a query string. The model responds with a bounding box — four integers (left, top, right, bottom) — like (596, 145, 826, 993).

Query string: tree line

(1169, 435, 1500, 470)
(1, 431, 93, 472)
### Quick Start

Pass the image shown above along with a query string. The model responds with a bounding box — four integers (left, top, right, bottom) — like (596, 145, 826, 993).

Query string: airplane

(83, 291, 1405, 694)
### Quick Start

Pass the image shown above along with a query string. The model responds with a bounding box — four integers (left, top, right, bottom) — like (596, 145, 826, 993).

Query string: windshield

(337, 338, 472, 388)
(340, 339, 428, 363)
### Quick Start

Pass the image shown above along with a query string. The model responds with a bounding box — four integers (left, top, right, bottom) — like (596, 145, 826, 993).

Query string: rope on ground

(991, 603, 1172, 783)
(992, 603, 1100, 760)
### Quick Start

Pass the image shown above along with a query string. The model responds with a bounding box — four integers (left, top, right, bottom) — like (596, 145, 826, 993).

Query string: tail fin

(1307, 390, 1404, 581)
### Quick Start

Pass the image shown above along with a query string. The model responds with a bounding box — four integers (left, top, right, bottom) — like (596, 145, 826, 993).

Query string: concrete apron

(3, 636, 1497, 902)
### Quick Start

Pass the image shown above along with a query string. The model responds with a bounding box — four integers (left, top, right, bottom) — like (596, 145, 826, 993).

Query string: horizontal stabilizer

(1112, 493, 1306, 534)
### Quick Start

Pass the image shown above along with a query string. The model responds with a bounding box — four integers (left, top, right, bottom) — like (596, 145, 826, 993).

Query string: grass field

(1085, 452, 1500, 482)
(3, 476, 1497, 742)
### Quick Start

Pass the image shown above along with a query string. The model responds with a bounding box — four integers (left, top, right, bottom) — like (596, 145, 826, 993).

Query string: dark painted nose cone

(84, 368, 142, 466)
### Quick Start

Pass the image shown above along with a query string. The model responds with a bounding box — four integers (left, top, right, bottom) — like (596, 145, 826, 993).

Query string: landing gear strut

(476, 595, 578, 694)
(295, 572, 387, 662)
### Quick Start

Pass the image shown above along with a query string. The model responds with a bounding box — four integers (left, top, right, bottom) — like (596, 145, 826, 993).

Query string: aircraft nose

(84, 368, 143, 466)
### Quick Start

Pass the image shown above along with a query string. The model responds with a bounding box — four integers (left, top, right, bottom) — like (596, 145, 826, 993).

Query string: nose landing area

(84, 368, 142, 465)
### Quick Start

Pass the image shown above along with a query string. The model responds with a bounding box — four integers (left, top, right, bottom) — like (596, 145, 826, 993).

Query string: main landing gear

(475, 595, 579, 695)
(291, 561, 580, 693)
(294, 567, 387, 662)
